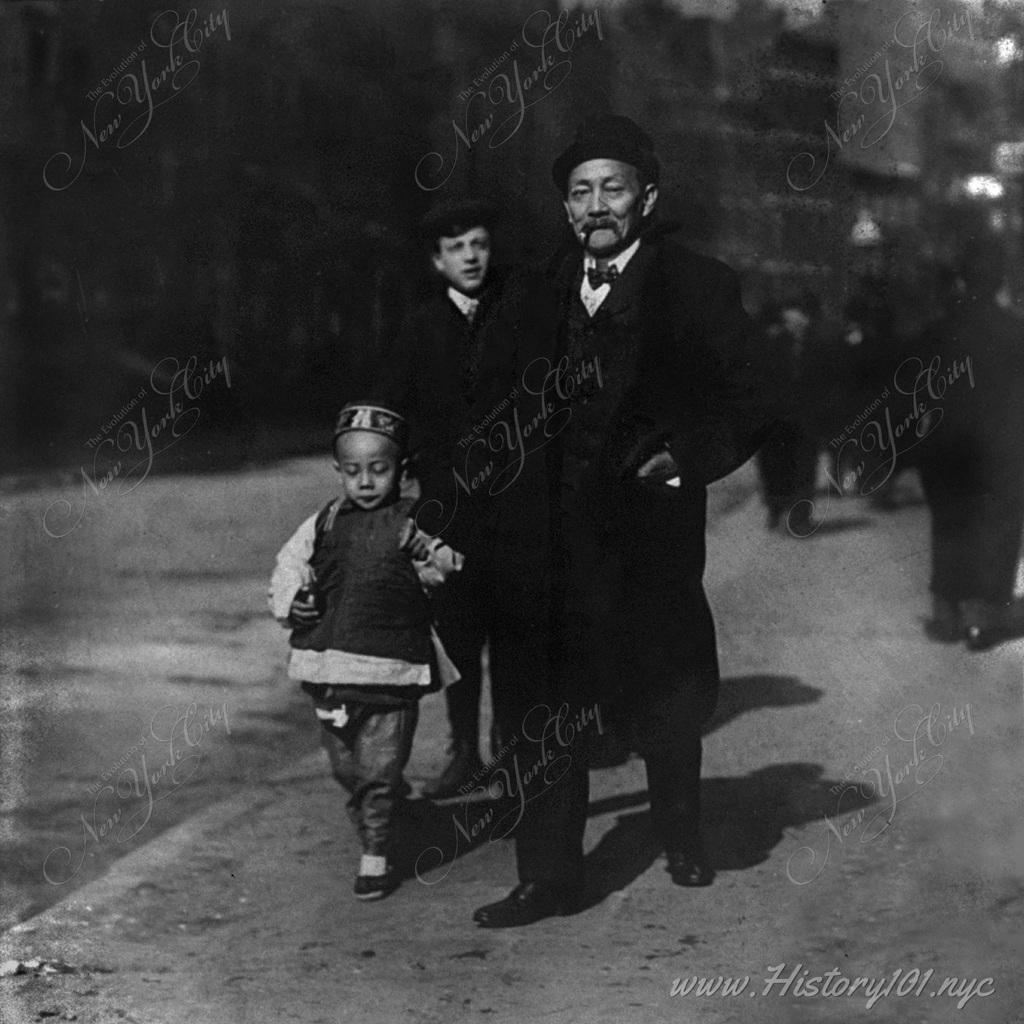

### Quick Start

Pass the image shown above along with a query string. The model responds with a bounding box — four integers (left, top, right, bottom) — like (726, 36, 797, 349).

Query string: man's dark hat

(552, 115, 661, 192)
(419, 197, 498, 245)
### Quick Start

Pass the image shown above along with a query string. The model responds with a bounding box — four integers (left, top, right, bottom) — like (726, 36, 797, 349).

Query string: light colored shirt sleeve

(409, 526, 464, 590)
(268, 513, 318, 623)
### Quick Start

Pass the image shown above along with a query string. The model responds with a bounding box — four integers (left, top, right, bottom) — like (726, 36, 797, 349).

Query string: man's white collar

(583, 237, 642, 275)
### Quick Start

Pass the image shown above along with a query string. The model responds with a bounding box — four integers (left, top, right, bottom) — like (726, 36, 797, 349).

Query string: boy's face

(334, 431, 400, 510)
(431, 226, 491, 296)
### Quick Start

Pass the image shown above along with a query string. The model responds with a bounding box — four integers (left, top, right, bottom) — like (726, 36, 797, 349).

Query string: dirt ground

(2, 459, 1022, 1024)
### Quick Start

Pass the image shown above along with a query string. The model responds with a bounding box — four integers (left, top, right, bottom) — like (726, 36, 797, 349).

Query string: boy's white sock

(359, 854, 387, 877)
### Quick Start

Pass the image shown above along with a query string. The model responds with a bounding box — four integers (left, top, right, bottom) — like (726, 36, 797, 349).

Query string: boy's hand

(399, 518, 432, 562)
(636, 448, 679, 484)
(289, 589, 322, 627)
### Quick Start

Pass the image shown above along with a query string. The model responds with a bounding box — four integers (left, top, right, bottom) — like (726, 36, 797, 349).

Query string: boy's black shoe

(353, 872, 395, 901)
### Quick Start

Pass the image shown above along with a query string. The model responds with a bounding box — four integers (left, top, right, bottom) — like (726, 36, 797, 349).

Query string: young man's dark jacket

(379, 272, 507, 556)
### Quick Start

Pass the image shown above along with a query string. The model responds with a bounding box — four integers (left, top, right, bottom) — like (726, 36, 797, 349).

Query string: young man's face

(431, 226, 491, 296)
(563, 158, 658, 260)
(334, 431, 400, 510)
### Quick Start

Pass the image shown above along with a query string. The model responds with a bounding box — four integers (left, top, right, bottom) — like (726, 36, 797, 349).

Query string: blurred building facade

(2, 0, 1021, 471)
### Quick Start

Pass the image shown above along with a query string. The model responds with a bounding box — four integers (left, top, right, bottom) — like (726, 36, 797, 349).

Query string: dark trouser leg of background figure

(317, 699, 418, 896)
(423, 574, 486, 798)
(921, 462, 1024, 646)
(757, 420, 818, 531)
(956, 489, 1024, 647)
(920, 464, 972, 640)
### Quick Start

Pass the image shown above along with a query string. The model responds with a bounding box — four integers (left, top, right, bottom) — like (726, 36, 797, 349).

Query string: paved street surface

(1, 459, 1022, 1024)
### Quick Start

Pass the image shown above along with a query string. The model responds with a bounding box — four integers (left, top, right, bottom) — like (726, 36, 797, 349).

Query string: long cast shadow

(578, 762, 877, 910)
(789, 516, 874, 538)
(394, 674, 862, 902)
(704, 674, 820, 738)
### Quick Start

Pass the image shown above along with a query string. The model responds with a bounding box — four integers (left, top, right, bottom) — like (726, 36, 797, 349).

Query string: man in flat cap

(382, 198, 506, 799)
(468, 115, 774, 927)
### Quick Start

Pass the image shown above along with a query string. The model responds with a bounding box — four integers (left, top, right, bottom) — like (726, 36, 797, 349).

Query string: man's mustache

(580, 219, 616, 240)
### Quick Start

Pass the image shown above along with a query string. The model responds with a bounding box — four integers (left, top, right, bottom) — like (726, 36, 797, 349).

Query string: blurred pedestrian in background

(756, 295, 822, 535)
(916, 242, 1024, 650)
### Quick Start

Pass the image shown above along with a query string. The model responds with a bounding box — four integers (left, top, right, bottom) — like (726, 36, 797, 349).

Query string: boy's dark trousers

(305, 686, 418, 857)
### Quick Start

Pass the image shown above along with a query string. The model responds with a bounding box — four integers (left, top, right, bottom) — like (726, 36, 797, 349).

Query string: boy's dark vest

(290, 496, 432, 665)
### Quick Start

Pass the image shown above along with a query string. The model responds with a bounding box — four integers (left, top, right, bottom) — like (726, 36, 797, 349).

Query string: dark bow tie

(586, 265, 619, 289)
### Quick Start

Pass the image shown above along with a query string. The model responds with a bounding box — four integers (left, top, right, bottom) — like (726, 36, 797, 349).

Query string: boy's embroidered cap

(333, 403, 408, 448)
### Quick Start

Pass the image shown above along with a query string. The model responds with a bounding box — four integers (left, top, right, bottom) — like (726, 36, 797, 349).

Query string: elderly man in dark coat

(459, 115, 774, 928)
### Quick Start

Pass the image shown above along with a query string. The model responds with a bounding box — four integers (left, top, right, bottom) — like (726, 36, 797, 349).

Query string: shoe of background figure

(961, 598, 1003, 652)
(665, 844, 715, 887)
(924, 596, 963, 643)
(421, 743, 484, 800)
(472, 881, 581, 927)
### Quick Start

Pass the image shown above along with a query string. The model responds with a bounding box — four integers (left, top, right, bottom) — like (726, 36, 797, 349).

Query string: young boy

(269, 403, 461, 899)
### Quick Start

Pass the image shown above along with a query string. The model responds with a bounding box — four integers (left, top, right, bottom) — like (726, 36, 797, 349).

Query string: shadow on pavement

(395, 674, 854, 902)
(705, 673, 821, 738)
(790, 516, 875, 538)
(394, 795, 504, 884)
(578, 763, 877, 909)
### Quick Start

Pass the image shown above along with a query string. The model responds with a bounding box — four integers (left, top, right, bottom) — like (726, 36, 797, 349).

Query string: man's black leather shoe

(472, 882, 578, 928)
(666, 850, 715, 887)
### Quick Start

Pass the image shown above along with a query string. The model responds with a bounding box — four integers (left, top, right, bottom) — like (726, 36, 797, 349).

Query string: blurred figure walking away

(756, 296, 822, 536)
(916, 243, 1024, 651)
